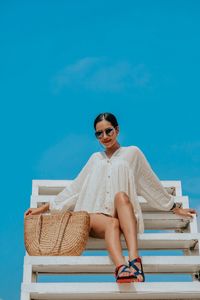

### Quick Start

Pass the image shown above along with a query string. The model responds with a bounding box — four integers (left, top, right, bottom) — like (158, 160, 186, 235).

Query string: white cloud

(51, 57, 150, 93)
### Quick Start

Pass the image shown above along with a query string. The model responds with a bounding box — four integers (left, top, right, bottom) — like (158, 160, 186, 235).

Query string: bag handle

(35, 211, 71, 255)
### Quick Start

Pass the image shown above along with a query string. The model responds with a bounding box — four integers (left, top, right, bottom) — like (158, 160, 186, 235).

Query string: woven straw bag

(24, 210, 90, 256)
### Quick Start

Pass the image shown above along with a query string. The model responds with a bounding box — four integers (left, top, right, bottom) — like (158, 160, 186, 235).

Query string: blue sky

(0, 1, 200, 299)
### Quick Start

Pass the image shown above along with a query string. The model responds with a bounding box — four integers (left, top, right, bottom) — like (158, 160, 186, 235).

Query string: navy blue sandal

(128, 257, 145, 282)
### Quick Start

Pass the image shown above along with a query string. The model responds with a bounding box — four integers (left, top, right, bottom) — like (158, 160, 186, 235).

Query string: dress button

(106, 191, 109, 194)
(108, 175, 110, 178)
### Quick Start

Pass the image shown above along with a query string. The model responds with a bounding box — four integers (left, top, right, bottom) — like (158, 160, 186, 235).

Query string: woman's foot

(128, 257, 145, 282)
(115, 264, 136, 283)
(117, 265, 131, 277)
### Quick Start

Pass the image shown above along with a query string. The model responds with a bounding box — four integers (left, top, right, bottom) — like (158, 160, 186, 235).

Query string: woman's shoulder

(88, 146, 143, 158)
(125, 145, 142, 152)
(124, 145, 145, 158)
(88, 151, 101, 160)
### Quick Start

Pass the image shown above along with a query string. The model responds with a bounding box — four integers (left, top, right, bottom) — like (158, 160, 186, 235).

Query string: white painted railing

(21, 180, 200, 300)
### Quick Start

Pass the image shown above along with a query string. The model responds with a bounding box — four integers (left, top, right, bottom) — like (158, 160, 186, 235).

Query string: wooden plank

(32, 179, 182, 188)
(20, 291, 30, 300)
(181, 197, 199, 234)
(142, 212, 190, 230)
(23, 232, 200, 252)
(21, 282, 200, 299)
(139, 196, 187, 212)
(25, 208, 191, 231)
(30, 195, 186, 211)
(24, 256, 200, 275)
(32, 180, 182, 196)
(86, 233, 200, 250)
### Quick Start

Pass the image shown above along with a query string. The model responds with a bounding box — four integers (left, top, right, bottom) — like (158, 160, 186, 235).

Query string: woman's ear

(116, 126, 120, 135)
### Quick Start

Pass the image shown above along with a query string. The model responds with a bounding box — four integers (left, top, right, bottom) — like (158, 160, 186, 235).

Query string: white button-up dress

(49, 145, 175, 234)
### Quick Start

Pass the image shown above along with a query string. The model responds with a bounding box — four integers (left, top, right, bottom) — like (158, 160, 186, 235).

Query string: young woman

(25, 112, 197, 283)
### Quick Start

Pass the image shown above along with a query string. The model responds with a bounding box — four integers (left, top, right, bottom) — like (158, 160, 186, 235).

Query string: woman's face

(95, 120, 119, 149)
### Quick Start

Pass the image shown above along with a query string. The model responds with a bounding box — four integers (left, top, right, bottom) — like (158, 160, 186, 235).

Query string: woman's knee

(89, 213, 109, 238)
(106, 217, 120, 230)
(114, 191, 130, 206)
(89, 213, 119, 230)
(105, 217, 121, 231)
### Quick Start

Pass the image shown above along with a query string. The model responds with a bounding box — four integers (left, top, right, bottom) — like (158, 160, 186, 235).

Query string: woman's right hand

(24, 203, 49, 218)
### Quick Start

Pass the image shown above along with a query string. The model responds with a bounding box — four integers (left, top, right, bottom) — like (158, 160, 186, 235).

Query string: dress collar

(102, 146, 122, 160)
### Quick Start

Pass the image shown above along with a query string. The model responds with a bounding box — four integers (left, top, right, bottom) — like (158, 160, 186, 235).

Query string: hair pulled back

(94, 112, 118, 130)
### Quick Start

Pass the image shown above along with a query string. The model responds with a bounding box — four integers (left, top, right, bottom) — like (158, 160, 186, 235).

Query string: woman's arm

(24, 153, 95, 216)
(24, 203, 49, 217)
(49, 153, 95, 211)
(171, 204, 197, 218)
(132, 146, 197, 217)
(132, 146, 174, 211)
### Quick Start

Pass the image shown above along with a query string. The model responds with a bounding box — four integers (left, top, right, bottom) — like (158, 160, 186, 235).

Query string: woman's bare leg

(89, 213, 130, 277)
(113, 192, 143, 281)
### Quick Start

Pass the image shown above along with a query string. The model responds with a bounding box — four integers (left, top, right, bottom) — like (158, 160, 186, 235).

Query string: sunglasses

(95, 127, 115, 139)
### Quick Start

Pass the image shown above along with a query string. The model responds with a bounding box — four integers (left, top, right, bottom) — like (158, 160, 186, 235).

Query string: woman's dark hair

(94, 112, 118, 130)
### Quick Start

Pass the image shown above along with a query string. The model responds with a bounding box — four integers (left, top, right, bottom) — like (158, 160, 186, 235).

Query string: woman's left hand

(172, 207, 198, 218)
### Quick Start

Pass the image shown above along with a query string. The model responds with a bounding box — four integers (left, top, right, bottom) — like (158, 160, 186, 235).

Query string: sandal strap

(129, 257, 144, 276)
(115, 264, 131, 278)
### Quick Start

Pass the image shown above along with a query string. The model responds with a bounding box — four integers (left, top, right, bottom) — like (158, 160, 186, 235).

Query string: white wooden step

(30, 195, 191, 231)
(24, 255, 200, 275)
(142, 212, 190, 230)
(21, 282, 200, 299)
(29, 198, 191, 230)
(32, 179, 182, 196)
(30, 195, 185, 212)
(86, 233, 200, 250)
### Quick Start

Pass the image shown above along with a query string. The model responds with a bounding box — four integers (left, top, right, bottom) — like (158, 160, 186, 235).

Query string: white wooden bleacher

(21, 180, 200, 300)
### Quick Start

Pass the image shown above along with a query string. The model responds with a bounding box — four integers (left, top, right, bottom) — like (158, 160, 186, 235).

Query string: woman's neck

(105, 142, 120, 155)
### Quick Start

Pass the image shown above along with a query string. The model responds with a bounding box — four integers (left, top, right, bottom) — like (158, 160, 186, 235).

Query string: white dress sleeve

(49, 153, 95, 211)
(132, 146, 175, 211)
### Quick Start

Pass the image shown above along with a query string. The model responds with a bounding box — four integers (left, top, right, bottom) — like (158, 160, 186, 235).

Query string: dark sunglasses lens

(95, 131, 102, 138)
(106, 128, 113, 135)
(95, 128, 114, 139)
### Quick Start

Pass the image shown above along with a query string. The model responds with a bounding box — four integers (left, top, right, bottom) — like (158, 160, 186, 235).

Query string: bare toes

(118, 266, 130, 278)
